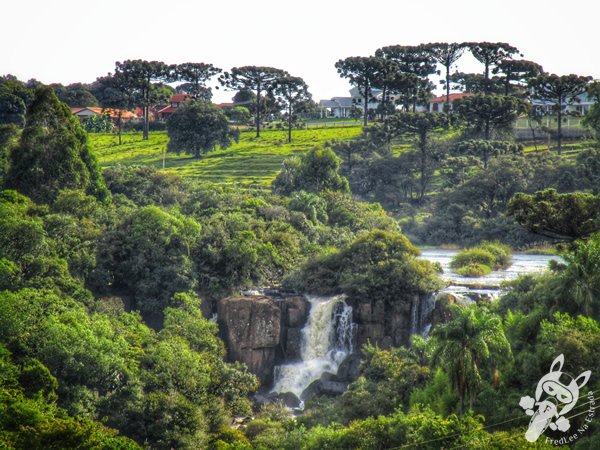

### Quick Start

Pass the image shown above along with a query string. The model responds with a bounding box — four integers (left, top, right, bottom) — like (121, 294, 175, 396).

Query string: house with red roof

(71, 107, 139, 122)
(156, 94, 190, 119)
(429, 92, 474, 112)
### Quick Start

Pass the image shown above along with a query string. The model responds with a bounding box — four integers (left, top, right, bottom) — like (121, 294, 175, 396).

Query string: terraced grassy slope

(90, 127, 362, 188)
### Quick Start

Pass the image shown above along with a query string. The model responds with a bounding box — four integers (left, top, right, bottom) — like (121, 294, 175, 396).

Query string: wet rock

(217, 294, 310, 385)
(284, 328, 303, 361)
(301, 379, 348, 401)
(431, 293, 456, 327)
(352, 294, 427, 348)
(253, 391, 300, 409)
(218, 296, 281, 384)
(334, 353, 362, 382)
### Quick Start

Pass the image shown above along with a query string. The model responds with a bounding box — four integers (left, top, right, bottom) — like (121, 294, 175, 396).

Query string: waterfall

(410, 293, 437, 338)
(271, 295, 356, 398)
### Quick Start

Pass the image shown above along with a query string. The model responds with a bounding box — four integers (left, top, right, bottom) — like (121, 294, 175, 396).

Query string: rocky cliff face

(217, 294, 309, 385)
(350, 293, 433, 348)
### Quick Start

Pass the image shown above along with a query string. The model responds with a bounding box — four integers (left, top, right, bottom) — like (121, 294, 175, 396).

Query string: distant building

(71, 107, 138, 122)
(156, 93, 190, 119)
(318, 97, 355, 118)
(428, 92, 474, 112)
(319, 87, 438, 117)
(531, 92, 595, 115)
(319, 87, 382, 118)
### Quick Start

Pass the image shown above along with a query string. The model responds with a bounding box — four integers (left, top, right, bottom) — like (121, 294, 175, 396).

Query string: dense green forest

(2, 41, 600, 449)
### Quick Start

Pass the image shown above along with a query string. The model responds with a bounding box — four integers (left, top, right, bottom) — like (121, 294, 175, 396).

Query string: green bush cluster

(450, 241, 512, 277)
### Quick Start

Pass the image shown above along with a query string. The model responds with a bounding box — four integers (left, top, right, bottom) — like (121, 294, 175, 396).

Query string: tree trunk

(483, 147, 488, 169)
(557, 99, 563, 155)
(287, 103, 292, 143)
(419, 131, 427, 201)
(484, 61, 490, 95)
(363, 81, 369, 127)
(256, 81, 261, 138)
(143, 105, 149, 140)
(529, 119, 538, 151)
(446, 64, 451, 113)
(485, 118, 491, 141)
(381, 85, 387, 120)
(117, 116, 122, 145)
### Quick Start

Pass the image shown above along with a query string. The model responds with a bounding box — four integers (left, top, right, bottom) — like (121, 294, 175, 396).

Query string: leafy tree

(220, 66, 288, 137)
(4, 87, 109, 203)
(431, 305, 511, 415)
(582, 81, 600, 139)
(166, 101, 232, 158)
(272, 75, 311, 142)
(52, 82, 99, 107)
(454, 94, 529, 140)
(508, 189, 600, 242)
(424, 42, 466, 111)
(0, 75, 35, 107)
(451, 139, 523, 169)
(232, 88, 256, 106)
(465, 42, 521, 94)
(92, 73, 135, 144)
(288, 229, 442, 304)
(335, 56, 384, 126)
(556, 236, 600, 319)
(171, 62, 221, 100)
(370, 58, 401, 119)
(272, 147, 349, 195)
(386, 112, 449, 201)
(103, 165, 186, 206)
(375, 44, 438, 78)
(224, 105, 251, 124)
(0, 87, 26, 127)
(528, 73, 592, 153)
(376, 45, 437, 111)
(445, 71, 503, 95)
(94, 206, 201, 313)
(0, 124, 18, 185)
(494, 59, 543, 96)
(575, 148, 600, 193)
(115, 60, 170, 140)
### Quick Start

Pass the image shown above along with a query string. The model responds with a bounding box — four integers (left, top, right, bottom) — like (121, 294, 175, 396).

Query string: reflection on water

(418, 249, 563, 300)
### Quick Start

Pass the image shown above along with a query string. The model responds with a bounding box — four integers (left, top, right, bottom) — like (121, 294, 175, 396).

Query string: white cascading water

(409, 293, 437, 338)
(271, 295, 356, 398)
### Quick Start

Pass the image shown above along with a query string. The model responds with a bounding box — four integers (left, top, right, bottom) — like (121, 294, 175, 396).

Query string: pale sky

(3, 0, 599, 103)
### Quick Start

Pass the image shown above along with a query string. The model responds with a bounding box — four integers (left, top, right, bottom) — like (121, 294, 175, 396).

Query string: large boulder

(301, 376, 348, 402)
(351, 295, 418, 348)
(217, 294, 310, 385)
(218, 296, 282, 384)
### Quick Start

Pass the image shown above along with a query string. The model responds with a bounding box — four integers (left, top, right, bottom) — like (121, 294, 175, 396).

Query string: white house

(319, 87, 382, 118)
(531, 92, 595, 115)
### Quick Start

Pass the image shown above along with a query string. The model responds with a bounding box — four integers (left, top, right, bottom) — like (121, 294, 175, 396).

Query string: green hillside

(90, 127, 363, 188)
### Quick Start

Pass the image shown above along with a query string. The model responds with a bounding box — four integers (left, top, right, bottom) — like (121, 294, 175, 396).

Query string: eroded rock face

(217, 296, 280, 384)
(217, 294, 309, 385)
(351, 294, 424, 348)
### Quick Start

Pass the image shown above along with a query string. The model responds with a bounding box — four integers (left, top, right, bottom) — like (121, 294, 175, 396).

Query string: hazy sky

(3, 0, 599, 103)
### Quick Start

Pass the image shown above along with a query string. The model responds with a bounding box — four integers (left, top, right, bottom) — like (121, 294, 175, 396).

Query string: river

(418, 248, 562, 301)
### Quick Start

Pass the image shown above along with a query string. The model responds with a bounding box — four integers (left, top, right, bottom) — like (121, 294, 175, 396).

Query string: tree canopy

(219, 66, 288, 137)
(5, 87, 109, 203)
(528, 73, 592, 153)
(166, 100, 233, 157)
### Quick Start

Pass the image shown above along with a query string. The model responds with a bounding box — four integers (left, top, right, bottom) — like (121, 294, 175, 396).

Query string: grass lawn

(90, 126, 362, 188)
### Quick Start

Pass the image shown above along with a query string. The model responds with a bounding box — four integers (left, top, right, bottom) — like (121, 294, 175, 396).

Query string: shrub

(450, 248, 496, 270)
(450, 241, 512, 277)
(455, 263, 492, 277)
(479, 241, 512, 268)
